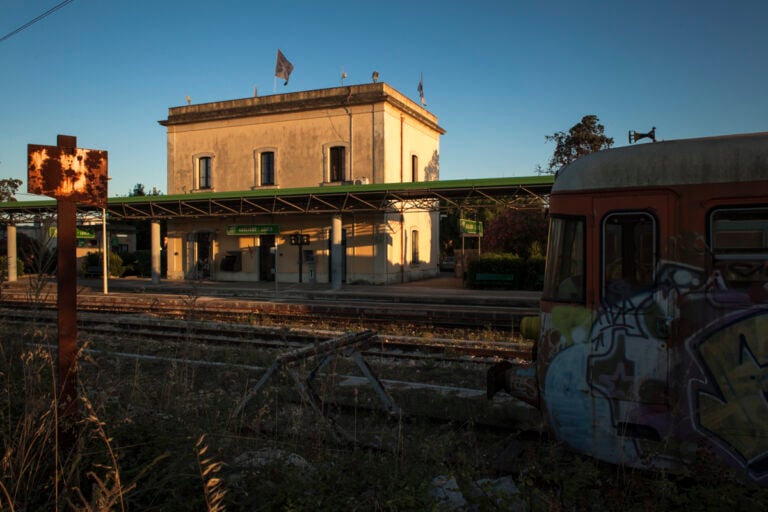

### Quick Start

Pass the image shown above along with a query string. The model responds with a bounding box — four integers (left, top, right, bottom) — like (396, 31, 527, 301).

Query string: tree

(129, 183, 162, 197)
(0, 178, 22, 202)
(545, 115, 614, 173)
(483, 207, 548, 259)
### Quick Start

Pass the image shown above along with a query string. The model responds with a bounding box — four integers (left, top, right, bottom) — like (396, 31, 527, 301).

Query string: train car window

(710, 207, 768, 297)
(543, 216, 585, 302)
(601, 213, 656, 303)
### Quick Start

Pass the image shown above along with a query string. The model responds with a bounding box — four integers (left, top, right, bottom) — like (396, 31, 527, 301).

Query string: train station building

(158, 82, 445, 285)
(1, 84, 552, 288)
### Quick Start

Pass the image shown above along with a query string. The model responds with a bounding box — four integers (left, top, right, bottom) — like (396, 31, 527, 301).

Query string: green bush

(81, 251, 126, 277)
(122, 250, 152, 277)
(0, 256, 24, 281)
(466, 253, 522, 289)
(523, 254, 546, 290)
(466, 252, 546, 290)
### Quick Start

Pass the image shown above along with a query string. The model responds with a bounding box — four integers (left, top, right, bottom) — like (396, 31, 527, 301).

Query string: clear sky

(1, 0, 767, 199)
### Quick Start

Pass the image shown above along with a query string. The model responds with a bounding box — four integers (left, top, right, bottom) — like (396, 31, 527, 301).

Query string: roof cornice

(159, 83, 445, 134)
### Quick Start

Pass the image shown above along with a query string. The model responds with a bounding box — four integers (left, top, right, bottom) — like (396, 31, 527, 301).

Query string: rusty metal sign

(27, 138, 108, 208)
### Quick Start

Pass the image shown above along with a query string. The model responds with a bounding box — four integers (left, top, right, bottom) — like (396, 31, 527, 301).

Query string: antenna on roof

(186, 95, 191, 105)
(372, 71, 379, 83)
(340, 68, 347, 86)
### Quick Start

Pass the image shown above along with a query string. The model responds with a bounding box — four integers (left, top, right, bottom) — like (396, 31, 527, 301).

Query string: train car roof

(553, 131, 768, 192)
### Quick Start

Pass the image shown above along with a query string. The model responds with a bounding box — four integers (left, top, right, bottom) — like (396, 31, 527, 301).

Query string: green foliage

(545, 114, 614, 173)
(0, 178, 22, 202)
(466, 252, 545, 290)
(122, 250, 152, 277)
(523, 254, 546, 289)
(0, 255, 24, 281)
(129, 183, 163, 197)
(81, 250, 126, 277)
(483, 207, 548, 259)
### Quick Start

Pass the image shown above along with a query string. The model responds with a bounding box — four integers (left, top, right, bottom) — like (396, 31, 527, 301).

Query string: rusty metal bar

(57, 199, 79, 423)
(233, 330, 399, 425)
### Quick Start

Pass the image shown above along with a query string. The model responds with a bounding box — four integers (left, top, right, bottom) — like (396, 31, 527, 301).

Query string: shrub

(122, 250, 152, 277)
(466, 253, 522, 289)
(0, 256, 24, 282)
(81, 251, 126, 277)
(466, 252, 546, 290)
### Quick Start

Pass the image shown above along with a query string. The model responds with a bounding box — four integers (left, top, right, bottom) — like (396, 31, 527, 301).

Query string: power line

(0, 0, 76, 44)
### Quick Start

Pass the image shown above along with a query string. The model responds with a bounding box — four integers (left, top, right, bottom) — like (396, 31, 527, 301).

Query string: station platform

(2, 274, 541, 309)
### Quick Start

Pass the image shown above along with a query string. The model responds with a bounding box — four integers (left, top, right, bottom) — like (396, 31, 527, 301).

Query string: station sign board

(226, 224, 280, 236)
(48, 227, 97, 239)
(460, 218, 483, 236)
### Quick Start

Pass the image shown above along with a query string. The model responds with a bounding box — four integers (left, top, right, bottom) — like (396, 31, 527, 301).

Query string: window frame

(708, 205, 768, 291)
(254, 149, 277, 187)
(411, 154, 419, 182)
(329, 146, 346, 183)
(542, 215, 586, 303)
(195, 154, 213, 191)
(600, 211, 657, 304)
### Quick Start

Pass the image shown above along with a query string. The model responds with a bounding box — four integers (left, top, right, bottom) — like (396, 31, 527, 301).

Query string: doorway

(259, 234, 276, 281)
(194, 231, 213, 279)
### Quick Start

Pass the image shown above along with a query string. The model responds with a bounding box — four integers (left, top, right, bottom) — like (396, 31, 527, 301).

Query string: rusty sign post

(27, 135, 108, 439)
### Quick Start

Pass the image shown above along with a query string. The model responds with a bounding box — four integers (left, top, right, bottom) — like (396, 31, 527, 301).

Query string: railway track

(0, 306, 533, 362)
(0, 286, 538, 331)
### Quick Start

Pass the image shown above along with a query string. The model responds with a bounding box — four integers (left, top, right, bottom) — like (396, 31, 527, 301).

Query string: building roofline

(159, 82, 446, 134)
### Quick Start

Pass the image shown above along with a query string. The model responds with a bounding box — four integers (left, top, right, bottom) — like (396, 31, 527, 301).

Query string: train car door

(588, 192, 678, 425)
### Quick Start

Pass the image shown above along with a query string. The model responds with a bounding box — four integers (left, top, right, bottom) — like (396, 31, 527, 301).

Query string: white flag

(275, 49, 294, 86)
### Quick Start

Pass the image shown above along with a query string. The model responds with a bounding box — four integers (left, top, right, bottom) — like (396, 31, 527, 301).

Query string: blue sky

(1, 0, 766, 199)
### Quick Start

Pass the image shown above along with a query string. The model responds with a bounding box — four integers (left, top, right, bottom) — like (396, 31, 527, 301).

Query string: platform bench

(84, 266, 103, 278)
(474, 272, 516, 287)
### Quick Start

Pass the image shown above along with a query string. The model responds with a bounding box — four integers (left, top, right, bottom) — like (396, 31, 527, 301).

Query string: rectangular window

(602, 212, 655, 303)
(710, 207, 768, 292)
(543, 216, 586, 302)
(411, 155, 419, 182)
(198, 156, 212, 190)
(330, 146, 345, 182)
(260, 152, 275, 186)
(411, 229, 420, 264)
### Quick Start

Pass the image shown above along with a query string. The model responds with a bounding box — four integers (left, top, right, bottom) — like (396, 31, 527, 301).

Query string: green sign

(226, 224, 280, 236)
(49, 227, 97, 239)
(460, 219, 483, 236)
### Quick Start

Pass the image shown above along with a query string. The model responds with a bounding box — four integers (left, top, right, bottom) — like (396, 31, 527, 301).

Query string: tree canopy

(483, 207, 548, 259)
(0, 178, 22, 202)
(545, 115, 614, 174)
(129, 183, 163, 197)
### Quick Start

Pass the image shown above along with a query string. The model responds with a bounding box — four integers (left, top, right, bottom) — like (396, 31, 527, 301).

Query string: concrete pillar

(331, 215, 342, 290)
(151, 220, 161, 284)
(6, 224, 17, 282)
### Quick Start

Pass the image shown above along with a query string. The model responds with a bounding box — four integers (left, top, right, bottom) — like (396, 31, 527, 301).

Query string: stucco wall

(160, 83, 443, 284)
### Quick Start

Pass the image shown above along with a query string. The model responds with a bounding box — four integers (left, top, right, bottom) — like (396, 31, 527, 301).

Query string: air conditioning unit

(353, 176, 369, 185)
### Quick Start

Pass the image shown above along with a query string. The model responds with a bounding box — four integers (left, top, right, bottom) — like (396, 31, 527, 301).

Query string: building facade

(159, 82, 445, 284)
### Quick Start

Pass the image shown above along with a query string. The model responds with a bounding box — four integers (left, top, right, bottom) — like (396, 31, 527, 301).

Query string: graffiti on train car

(536, 260, 768, 480)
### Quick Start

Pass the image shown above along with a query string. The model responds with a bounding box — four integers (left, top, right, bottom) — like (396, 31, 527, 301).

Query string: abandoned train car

(490, 131, 768, 483)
